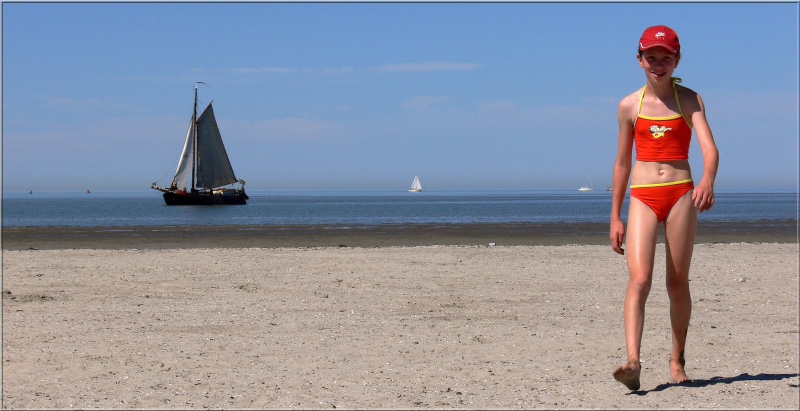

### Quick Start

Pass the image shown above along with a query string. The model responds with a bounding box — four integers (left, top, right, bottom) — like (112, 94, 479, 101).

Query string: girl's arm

(611, 96, 636, 254)
(688, 92, 719, 212)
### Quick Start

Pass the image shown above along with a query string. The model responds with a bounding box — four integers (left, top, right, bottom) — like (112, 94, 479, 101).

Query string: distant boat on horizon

(152, 82, 248, 205)
(578, 177, 593, 191)
(408, 175, 423, 192)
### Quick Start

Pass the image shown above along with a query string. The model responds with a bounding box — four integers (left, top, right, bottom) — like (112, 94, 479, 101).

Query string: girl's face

(638, 47, 680, 82)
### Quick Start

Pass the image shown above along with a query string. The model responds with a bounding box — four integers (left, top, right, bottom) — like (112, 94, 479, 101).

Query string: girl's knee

(629, 275, 653, 293)
(666, 275, 690, 294)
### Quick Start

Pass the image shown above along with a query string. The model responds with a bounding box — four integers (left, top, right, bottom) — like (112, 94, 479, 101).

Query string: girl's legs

(663, 190, 697, 383)
(614, 196, 660, 390)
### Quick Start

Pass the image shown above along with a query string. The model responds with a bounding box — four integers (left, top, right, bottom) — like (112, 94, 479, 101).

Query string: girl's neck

(645, 78, 675, 100)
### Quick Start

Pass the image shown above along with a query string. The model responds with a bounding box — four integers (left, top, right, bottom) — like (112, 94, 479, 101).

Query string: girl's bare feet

(669, 356, 692, 384)
(613, 359, 641, 390)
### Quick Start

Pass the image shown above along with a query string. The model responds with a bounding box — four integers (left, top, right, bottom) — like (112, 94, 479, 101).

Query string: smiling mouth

(652, 71, 668, 77)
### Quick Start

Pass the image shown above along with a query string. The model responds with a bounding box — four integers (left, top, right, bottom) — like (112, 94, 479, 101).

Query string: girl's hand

(610, 219, 626, 255)
(693, 180, 715, 212)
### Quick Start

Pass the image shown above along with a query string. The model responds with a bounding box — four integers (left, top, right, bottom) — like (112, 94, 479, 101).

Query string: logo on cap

(655, 32, 666, 38)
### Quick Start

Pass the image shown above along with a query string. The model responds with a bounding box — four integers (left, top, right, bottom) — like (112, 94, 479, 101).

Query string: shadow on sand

(628, 372, 799, 395)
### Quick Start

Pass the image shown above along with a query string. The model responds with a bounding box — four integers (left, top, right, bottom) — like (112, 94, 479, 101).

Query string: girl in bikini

(610, 25, 719, 391)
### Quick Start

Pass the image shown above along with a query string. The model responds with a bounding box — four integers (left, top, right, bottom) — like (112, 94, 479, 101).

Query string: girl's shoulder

(675, 83, 703, 113)
(618, 87, 644, 119)
(618, 87, 644, 110)
(617, 87, 644, 124)
(675, 83, 699, 98)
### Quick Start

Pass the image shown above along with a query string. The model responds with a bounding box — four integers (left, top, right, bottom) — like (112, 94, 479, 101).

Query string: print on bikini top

(649, 125, 672, 139)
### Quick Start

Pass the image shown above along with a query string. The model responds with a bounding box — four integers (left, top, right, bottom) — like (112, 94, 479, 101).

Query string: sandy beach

(2, 225, 798, 409)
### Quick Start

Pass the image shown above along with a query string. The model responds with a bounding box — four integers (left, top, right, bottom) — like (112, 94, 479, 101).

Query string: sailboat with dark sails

(152, 83, 248, 205)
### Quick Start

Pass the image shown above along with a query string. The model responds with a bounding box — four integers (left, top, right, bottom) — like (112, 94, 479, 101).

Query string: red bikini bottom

(629, 181, 694, 222)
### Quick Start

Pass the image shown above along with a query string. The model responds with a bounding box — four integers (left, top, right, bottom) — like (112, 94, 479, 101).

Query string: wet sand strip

(2, 221, 796, 250)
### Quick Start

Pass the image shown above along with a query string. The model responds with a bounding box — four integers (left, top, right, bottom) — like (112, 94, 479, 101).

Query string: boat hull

(408, 189, 422, 192)
(162, 190, 248, 205)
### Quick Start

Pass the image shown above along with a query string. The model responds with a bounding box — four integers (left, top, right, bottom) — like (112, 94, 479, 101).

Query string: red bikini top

(634, 78, 692, 161)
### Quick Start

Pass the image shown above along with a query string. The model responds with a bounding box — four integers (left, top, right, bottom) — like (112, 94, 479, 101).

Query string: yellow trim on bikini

(638, 113, 683, 121)
(673, 78, 685, 115)
(630, 179, 693, 189)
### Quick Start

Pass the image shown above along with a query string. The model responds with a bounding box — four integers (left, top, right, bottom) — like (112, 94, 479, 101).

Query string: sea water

(1, 189, 797, 228)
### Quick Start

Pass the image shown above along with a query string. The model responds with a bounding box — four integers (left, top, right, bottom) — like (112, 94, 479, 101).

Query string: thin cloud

(475, 99, 519, 113)
(372, 62, 483, 73)
(41, 96, 148, 113)
(323, 66, 355, 75)
(43, 96, 102, 110)
(224, 117, 346, 142)
(402, 96, 452, 111)
(218, 67, 298, 74)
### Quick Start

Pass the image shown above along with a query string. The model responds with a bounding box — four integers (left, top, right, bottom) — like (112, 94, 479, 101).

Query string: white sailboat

(408, 175, 423, 192)
(578, 177, 593, 191)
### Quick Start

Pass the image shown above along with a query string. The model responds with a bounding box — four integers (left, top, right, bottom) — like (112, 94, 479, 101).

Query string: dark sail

(196, 103, 237, 189)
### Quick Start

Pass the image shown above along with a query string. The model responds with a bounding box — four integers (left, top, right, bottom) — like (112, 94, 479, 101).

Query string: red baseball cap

(639, 25, 680, 54)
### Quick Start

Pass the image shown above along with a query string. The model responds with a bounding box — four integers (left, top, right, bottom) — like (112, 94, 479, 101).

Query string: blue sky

(2, 1, 798, 192)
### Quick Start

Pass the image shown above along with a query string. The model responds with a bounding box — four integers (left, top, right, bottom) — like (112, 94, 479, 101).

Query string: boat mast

(191, 83, 199, 192)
